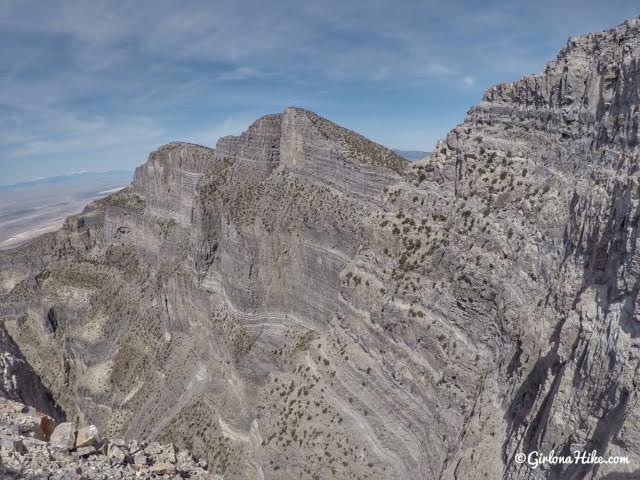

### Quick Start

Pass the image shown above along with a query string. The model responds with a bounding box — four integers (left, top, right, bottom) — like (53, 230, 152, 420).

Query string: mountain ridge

(2, 17, 640, 480)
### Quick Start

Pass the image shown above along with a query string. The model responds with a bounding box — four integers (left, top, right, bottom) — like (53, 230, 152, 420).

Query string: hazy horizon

(0, 168, 133, 188)
(0, 169, 132, 249)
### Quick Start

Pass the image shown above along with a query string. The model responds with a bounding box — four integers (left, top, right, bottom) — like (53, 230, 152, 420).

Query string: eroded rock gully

(2, 17, 640, 480)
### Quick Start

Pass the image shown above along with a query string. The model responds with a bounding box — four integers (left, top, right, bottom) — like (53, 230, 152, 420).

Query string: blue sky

(1, 1, 639, 184)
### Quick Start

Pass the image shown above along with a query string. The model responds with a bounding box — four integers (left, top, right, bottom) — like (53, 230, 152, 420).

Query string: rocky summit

(2, 17, 640, 480)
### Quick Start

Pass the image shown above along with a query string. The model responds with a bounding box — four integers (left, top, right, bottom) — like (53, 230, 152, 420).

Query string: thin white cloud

(181, 116, 256, 147)
(5, 114, 164, 159)
(425, 63, 455, 76)
(215, 67, 263, 82)
(463, 76, 475, 88)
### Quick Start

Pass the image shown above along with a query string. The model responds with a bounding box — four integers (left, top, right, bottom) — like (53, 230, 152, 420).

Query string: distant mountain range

(393, 149, 430, 161)
(0, 170, 132, 191)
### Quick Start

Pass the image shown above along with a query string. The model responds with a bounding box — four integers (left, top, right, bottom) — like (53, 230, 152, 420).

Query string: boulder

(75, 445, 96, 457)
(128, 439, 141, 454)
(160, 443, 177, 464)
(74, 425, 99, 448)
(111, 438, 126, 447)
(0, 435, 27, 453)
(49, 422, 76, 450)
(145, 442, 176, 464)
(107, 444, 126, 463)
(176, 449, 192, 464)
(133, 451, 148, 466)
(143, 441, 162, 456)
(15, 412, 56, 441)
(16, 414, 41, 435)
(150, 462, 177, 475)
(22, 437, 47, 447)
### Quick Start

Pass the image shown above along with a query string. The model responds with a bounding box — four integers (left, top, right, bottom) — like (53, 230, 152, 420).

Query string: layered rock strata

(2, 18, 640, 480)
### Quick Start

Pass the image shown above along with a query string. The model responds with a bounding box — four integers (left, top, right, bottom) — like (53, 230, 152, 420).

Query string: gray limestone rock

(49, 422, 76, 451)
(74, 425, 99, 448)
(133, 451, 147, 466)
(0, 396, 211, 479)
(74, 445, 96, 457)
(0, 435, 26, 453)
(3, 15, 640, 480)
(107, 443, 126, 463)
(150, 462, 177, 475)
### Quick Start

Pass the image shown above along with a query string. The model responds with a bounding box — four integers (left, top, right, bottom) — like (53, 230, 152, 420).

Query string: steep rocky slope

(2, 17, 640, 480)
(0, 324, 64, 422)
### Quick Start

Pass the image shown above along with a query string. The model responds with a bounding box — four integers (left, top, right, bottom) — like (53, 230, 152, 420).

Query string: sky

(1, 1, 639, 185)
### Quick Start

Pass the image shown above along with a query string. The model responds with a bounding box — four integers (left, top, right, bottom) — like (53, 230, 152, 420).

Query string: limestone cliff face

(427, 18, 640, 479)
(2, 18, 640, 480)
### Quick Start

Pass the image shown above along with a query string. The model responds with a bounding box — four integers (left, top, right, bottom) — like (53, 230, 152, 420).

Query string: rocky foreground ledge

(0, 397, 217, 479)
